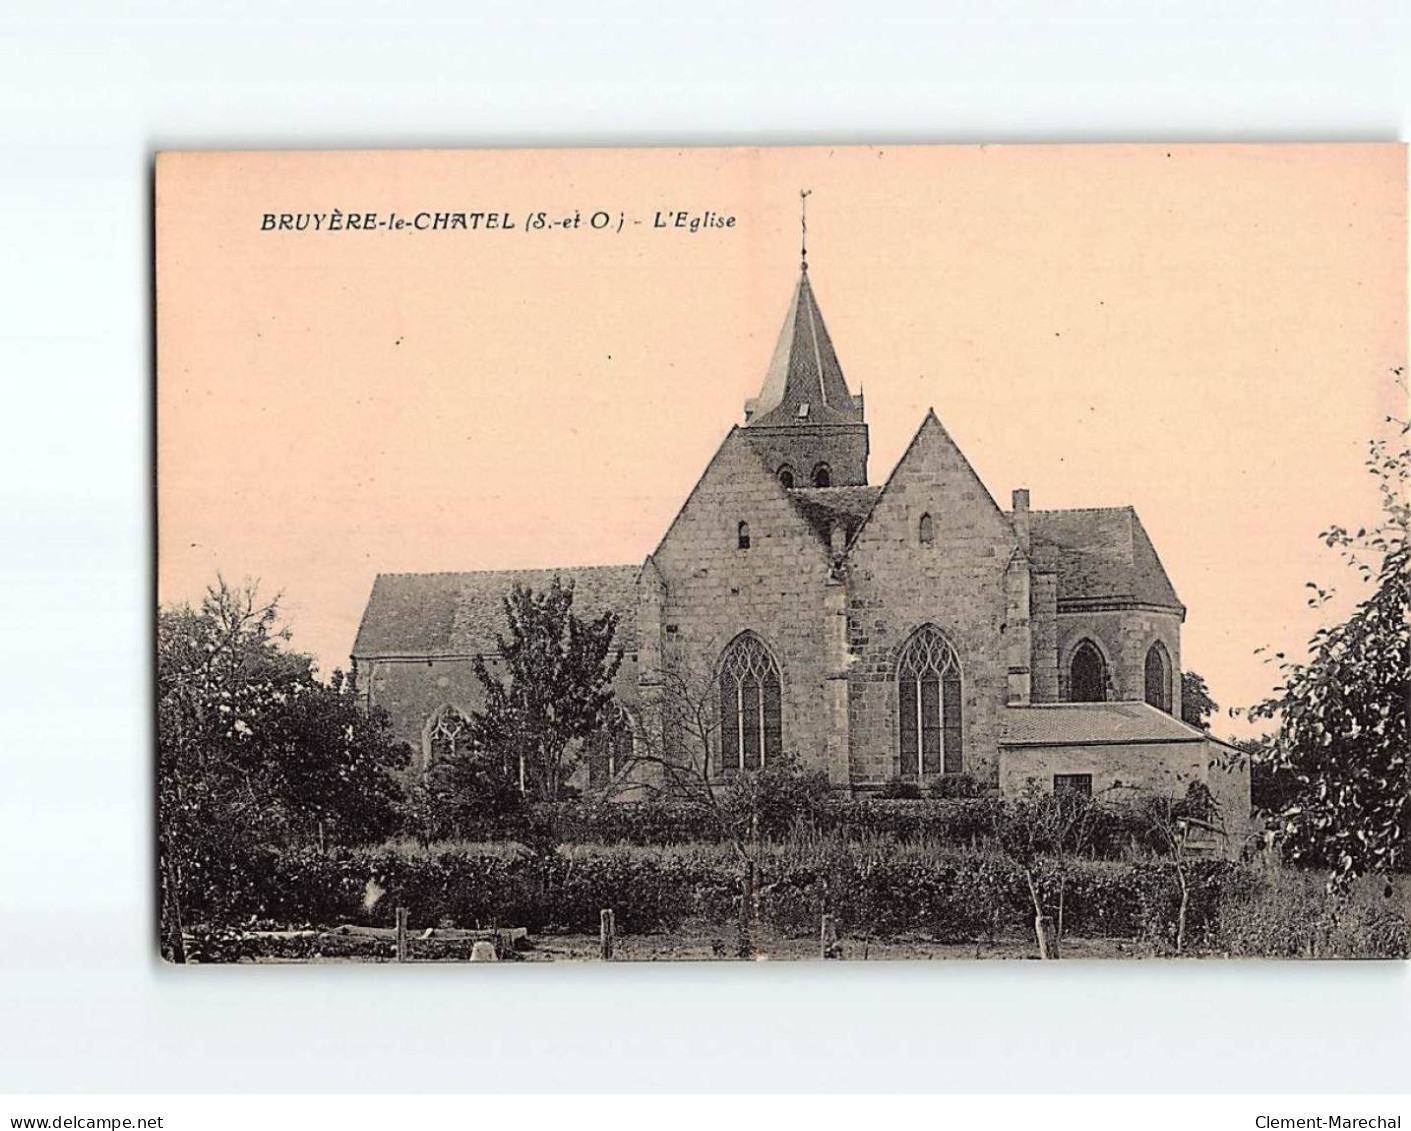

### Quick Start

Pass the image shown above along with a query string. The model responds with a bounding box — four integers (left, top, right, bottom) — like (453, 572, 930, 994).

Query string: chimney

(1012, 488, 1031, 554)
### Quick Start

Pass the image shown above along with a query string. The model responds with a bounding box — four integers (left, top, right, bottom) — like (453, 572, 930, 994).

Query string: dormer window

(737, 521, 751, 550)
(919, 512, 934, 544)
(777, 465, 796, 489)
(811, 463, 831, 488)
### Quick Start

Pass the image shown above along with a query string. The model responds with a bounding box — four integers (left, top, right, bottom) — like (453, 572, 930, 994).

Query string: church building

(352, 252, 1249, 820)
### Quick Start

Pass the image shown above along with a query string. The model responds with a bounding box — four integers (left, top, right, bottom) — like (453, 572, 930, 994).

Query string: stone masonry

(351, 260, 1248, 821)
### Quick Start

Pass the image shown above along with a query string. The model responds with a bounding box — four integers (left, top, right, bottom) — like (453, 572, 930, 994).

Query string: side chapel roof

(352, 565, 640, 659)
(1000, 701, 1206, 746)
(1027, 507, 1183, 612)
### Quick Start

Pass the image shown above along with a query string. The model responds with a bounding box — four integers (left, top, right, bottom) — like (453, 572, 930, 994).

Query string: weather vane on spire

(800, 188, 812, 271)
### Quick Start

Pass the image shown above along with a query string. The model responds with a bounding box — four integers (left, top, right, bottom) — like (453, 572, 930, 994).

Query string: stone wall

(358, 652, 640, 775)
(999, 740, 1207, 798)
(1001, 734, 1254, 852)
(1055, 606, 1182, 710)
(1204, 737, 1255, 844)
(652, 428, 847, 782)
(1030, 568, 1060, 701)
(352, 412, 1203, 803)
(842, 415, 1020, 789)
(740, 422, 870, 487)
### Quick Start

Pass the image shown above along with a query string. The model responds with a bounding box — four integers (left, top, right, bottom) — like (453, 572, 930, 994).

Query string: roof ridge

(844, 409, 1013, 556)
(1007, 699, 1152, 709)
(373, 563, 641, 580)
(1029, 505, 1136, 515)
(802, 274, 829, 407)
(788, 484, 882, 494)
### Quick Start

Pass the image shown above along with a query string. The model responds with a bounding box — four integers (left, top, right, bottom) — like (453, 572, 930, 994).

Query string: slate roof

(352, 565, 640, 659)
(745, 270, 864, 428)
(1000, 702, 1206, 746)
(1028, 507, 1183, 612)
(787, 485, 884, 542)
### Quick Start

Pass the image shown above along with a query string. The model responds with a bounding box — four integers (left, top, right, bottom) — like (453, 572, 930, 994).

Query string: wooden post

(395, 906, 409, 963)
(599, 908, 615, 960)
(736, 860, 756, 959)
(1034, 913, 1057, 960)
(820, 912, 838, 960)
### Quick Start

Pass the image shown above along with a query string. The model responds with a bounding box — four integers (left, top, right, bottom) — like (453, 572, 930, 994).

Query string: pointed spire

(746, 266, 862, 427)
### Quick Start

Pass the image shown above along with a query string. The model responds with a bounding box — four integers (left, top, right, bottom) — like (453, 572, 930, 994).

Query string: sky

(156, 144, 1406, 737)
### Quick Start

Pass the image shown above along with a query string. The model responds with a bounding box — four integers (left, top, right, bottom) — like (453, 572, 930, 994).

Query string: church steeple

(744, 269, 864, 428)
(741, 215, 870, 487)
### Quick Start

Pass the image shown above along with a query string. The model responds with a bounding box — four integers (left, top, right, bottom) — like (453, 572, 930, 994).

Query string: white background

(1, 0, 1408, 1095)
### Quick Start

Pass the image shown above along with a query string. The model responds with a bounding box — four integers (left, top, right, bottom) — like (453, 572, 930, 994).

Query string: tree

(1247, 383, 1409, 884)
(468, 579, 624, 802)
(1135, 782, 1220, 955)
(991, 786, 1111, 959)
(1238, 734, 1301, 817)
(614, 662, 831, 956)
(1181, 670, 1217, 730)
(408, 747, 535, 845)
(250, 667, 408, 850)
(157, 576, 409, 959)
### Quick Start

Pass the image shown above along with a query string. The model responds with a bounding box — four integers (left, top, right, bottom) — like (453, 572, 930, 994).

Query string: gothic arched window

(737, 520, 751, 550)
(777, 465, 796, 489)
(717, 632, 782, 774)
(897, 625, 963, 777)
(1069, 641, 1108, 703)
(427, 705, 473, 766)
(811, 463, 832, 488)
(919, 512, 934, 544)
(1144, 642, 1172, 713)
(587, 707, 635, 788)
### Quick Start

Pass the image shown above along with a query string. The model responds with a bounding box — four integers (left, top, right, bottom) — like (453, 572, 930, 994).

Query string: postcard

(155, 144, 1408, 962)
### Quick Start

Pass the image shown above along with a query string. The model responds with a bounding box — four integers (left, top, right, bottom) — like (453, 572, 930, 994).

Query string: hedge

(183, 841, 1264, 952)
(534, 798, 1170, 858)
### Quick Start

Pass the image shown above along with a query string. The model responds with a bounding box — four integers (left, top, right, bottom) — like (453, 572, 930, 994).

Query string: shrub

(404, 750, 538, 846)
(539, 800, 721, 846)
(877, 777, 922, 800)
(1215, 868, 1409, 959)
(1128, 859, 1257, 953)
(825, 798, 1004, 847)
(928, 773, 980, 800)
(528, 795, 1175, 859)
(718, 755, 834, 842)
